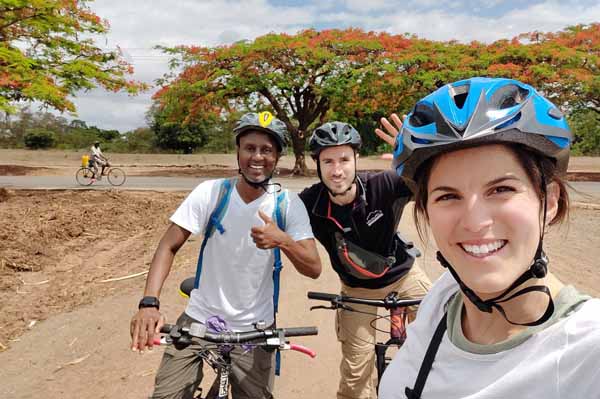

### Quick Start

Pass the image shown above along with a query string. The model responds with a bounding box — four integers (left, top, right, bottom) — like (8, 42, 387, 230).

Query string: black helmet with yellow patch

(233, 111, 288, 153)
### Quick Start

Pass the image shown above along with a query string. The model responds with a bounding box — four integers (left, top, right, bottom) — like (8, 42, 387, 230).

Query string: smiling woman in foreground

(377, 77, 600, 399)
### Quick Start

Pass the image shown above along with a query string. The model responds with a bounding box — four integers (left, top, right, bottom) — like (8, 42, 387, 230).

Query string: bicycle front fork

(375, 307, 408, 388)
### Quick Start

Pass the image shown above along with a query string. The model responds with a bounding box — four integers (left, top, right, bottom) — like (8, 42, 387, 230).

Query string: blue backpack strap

(272, 189, 287, 314)
(194, 178, 236, 289)
(272, 189, 288, 376)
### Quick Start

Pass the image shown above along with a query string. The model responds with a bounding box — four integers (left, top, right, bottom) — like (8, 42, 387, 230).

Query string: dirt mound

(566, 171, 600, 182)
(0, 190, 186, 349)
(0, 165, 53, 176)
(0, 187, 9, 202)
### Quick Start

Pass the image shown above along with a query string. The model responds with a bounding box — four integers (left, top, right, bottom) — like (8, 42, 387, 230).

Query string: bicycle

(155, 321, 317, 399)
(154, 278, 319, 399)
(307, 291, 422, 390)
(75, 161, 126, 186)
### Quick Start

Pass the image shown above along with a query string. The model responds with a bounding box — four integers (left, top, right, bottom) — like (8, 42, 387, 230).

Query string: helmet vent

(453, 93, 468, 109)
(409, 103, 435, 127)
(411, 136, 432, 145)
(491, 85, 530, 110)
(449, 83, 470, 109)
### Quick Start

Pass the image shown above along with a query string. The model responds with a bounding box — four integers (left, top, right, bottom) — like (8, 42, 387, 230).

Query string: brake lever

(310, 303, 355, 312)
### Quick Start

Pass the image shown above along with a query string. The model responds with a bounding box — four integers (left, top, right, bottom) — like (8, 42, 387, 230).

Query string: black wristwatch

(138, 296, 160, 310)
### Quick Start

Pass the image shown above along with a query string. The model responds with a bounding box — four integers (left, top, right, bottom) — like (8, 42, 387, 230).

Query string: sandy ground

(1, 149, 600, 398)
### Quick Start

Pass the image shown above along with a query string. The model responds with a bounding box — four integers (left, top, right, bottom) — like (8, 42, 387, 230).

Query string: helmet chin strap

(438, 171, 554, 327)
(237, 168, 282, 193)
(236, 150, 283, 193)
(437, 244, 553, 326)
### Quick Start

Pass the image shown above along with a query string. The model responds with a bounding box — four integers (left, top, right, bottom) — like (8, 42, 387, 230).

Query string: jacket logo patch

(366, 210, 383, 226)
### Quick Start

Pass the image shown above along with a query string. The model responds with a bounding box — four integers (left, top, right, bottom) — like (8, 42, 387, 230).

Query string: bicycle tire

(107, 167, 126, 186)
(75, 168, 95, 186)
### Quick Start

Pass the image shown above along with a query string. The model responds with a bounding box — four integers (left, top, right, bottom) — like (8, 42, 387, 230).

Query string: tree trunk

(290, 129, 308, 176)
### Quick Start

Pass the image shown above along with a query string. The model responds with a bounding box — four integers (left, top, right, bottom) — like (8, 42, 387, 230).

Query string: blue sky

(48, 0, 600, 131)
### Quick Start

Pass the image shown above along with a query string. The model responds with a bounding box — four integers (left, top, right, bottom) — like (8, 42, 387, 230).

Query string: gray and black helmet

(309, 122, 362, 158)
(233, 111, 288, 153)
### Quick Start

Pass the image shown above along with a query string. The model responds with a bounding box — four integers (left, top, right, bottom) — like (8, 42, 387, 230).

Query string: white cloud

(379, 2, 600, 42)
(343, 0, 390, 12)
(65, 90, 153, 131)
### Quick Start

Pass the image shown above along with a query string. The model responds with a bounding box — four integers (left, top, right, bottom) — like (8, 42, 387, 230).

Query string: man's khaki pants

(336, 265, 431, 399)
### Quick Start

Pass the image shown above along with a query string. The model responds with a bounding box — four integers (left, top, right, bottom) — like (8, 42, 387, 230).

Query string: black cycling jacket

(299, 170, 415, 289)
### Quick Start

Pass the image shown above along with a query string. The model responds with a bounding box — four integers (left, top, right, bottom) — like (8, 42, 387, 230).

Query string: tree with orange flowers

(0, 0, 144, 114)
(154, 29, 417, 174)
(484, 23, 599, 114)
(155, 25, 599, 167)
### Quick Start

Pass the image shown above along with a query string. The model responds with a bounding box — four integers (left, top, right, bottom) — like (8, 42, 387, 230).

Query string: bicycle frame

(308, 291, 422, 389)
(203, 348, 232, 399)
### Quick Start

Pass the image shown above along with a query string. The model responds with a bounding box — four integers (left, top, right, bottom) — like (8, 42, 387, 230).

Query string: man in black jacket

(299, 121, 431, 399)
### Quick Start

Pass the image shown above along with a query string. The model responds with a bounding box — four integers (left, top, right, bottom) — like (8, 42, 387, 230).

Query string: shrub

(24, 129, 56, 149)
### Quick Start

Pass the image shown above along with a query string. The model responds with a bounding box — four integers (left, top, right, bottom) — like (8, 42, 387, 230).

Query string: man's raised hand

(374, 113, 405, 147)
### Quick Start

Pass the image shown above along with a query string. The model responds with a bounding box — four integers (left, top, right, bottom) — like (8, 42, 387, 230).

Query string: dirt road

(1, 150, 600, 398)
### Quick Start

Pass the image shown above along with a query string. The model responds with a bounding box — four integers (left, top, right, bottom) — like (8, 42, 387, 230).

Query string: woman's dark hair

(412, 143, 570, 241)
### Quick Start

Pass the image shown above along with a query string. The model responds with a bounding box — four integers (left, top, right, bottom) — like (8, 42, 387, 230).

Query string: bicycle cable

(336, 307, 406, 347)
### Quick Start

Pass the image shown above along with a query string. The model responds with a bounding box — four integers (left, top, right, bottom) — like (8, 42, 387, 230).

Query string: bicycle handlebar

(160, 324, 318, 343)
(307, 291, 422, 309)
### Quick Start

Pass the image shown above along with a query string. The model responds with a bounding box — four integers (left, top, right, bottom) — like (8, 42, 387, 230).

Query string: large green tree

(154, 29, 416, 174)
(334, 24, 600, 151)
(482, 23, 600, 114)
(155, 25, 600, 171)
(0, 0, 144, 114)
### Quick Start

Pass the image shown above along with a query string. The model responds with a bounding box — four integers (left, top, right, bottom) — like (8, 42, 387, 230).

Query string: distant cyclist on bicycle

(90, 140, 109, 179)
(378, 77, 600, 399)
(299, 122, 431, 399)
(130, 111, 322, 399)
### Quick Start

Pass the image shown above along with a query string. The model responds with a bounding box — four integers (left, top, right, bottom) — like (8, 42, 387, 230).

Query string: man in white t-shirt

(90, 141, 109, 179)
(130, 111, 322, 399)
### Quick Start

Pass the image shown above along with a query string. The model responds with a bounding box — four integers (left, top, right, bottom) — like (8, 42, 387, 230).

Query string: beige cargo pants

(336, 264, 431, 399)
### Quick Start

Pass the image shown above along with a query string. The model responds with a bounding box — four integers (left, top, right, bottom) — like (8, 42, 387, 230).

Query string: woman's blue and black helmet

(233, 111, 289, 153)
(392, 77, 572, 181)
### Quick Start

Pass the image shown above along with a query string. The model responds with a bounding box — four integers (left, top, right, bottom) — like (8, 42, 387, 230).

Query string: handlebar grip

(307, 291, 338, 301)
(281, 326, 318, 337)
(289, 344, 317, 358)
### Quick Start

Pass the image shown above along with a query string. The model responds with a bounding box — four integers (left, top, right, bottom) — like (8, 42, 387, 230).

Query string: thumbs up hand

(251, 210, 286, 250)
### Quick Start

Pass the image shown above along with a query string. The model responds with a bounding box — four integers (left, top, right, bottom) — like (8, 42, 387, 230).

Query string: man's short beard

(327, 180, 354, 196)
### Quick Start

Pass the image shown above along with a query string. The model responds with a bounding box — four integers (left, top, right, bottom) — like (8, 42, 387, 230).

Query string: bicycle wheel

(75, 168, 95, 186)
(107, 167, 126, 186)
